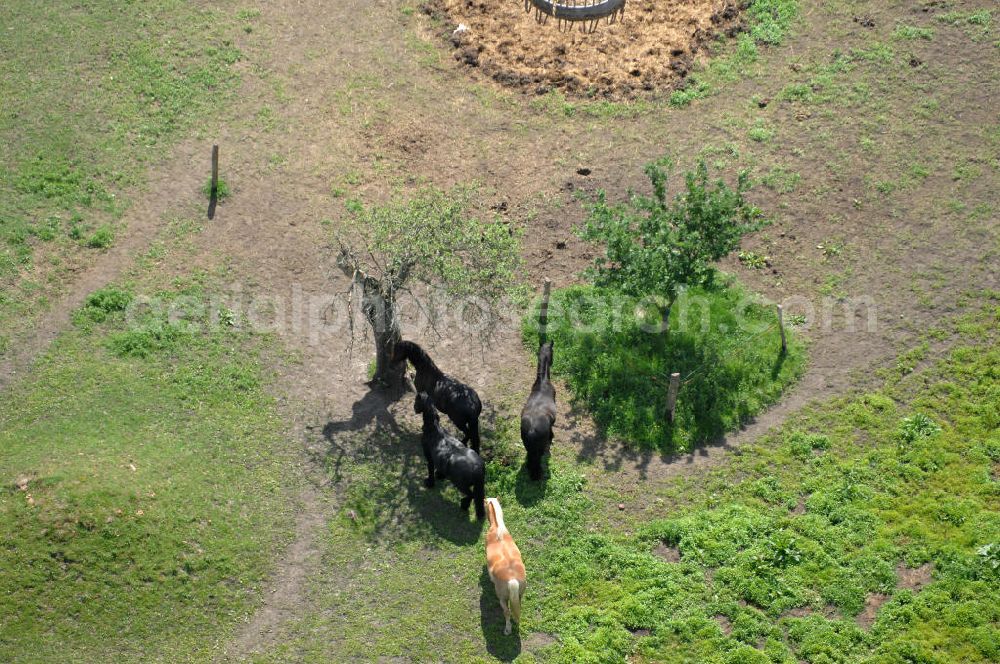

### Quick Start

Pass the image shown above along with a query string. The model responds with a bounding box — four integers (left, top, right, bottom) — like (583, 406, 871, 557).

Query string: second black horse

(415, 392, 486, 520)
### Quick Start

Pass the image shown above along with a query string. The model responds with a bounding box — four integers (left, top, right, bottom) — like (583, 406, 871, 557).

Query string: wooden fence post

(776, 303, 787, 353)
(211, 144, 219, 195)
(666, 372, 680, 424)
(539, 278, 551, 339)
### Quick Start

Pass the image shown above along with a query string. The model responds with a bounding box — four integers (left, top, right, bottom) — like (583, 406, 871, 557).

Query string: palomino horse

(393, 340, 482, 452)
(415, 392, 486, 520)
(485, 497, 526, 635)
(520, 341, 556, 480)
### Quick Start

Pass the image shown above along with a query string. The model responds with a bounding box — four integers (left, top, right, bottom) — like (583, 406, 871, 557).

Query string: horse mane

(487, 498, 508, 542)
(416, 394, 443, 430)
(397, 340, 442, 376)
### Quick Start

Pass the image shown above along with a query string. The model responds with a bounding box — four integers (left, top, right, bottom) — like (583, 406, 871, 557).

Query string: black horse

(520, 341, 556, 481)
(393, 340, 482, 453)
(415, 392, 486, 520)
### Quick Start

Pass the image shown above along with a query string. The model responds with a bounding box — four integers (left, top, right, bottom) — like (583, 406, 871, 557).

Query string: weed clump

(79, 286, 132, 323)
(898, 413, 942, 444)
(85, 225, 114, 249)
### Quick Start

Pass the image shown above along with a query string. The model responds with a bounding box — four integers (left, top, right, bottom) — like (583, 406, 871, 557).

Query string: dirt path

(223, 484, 328, 660)
(0, 141, 207, 393)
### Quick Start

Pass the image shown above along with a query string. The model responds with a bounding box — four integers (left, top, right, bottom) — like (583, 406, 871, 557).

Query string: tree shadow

(318, 384, 484, 546)
(319, 385, 406, 484)
(565, 325, 749, 478)
(479, 567, 522, 662)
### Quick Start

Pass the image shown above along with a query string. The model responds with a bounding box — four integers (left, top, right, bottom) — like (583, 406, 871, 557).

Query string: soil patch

(226, 486, 329, 659)
(714, 614, 733, 635)
(429, 0, 743, 99)
(653, 542, 681, 562)
(896, 562, 933, 591)
(522, 632, 558, 652)
(857, 593, 891, 630)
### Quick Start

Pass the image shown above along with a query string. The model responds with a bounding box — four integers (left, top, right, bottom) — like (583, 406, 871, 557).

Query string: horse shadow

(479, 567, 522, 662)
(318, 385, 483, 546)
(514, 457, 549, 507)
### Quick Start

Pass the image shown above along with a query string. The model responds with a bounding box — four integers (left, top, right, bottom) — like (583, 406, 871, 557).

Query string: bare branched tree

(334, 187, 525, 389)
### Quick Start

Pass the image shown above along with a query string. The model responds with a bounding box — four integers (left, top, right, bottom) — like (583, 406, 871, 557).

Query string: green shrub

(85, 225, 115, 249)
(108, 322, 187, 358)
(748, 121, 776, 143)
(787, 430, 831, 458)
(893, 25, 934, 40)
(746, 0, 799, 45)
(79, 286, 132, 322)
(898, 413, 942, 444)
(978, 543, 1000, 572)
(202, 177, 231, 201)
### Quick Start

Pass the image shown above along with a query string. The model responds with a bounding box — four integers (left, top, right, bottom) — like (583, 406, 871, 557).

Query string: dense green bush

(79, 286, 132, 322)
(579, 158, 763, 326)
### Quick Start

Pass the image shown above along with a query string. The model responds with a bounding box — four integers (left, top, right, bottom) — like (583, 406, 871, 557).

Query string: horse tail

(508, 579, 522, 624)
(474, 477, 486, 520)
(468, 417, 481, 454)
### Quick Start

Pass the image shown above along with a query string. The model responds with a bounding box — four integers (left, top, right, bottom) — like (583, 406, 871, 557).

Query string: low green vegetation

(892, 25, 934, 41)
(669, 0, 800, 107)
(738, 250, 770, 269)
(775, 46, 891, 107)
(524, 282, 804, 451)
(519, 301, 1000, 663)
(0, 280, 298, 661)
(203, 177, 232, 202)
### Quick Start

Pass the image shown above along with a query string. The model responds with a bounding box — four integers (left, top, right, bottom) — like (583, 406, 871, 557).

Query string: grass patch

(0, 0, 245, 325)
(893, 25, 934, 41)
(748, 120, 776, 143)
(202, 177, 232, 201)
(85, 225, 115, 249)
(0, 281, 298, 661)
(522, 280, 805, 451)
(530, 89, 651, 119)
(669, 0, 800, 107)
(760, 165, 801, 192)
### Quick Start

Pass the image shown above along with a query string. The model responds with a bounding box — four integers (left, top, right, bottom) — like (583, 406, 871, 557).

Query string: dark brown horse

(392, 340, 482, 452)
(520, 341, 555, 480)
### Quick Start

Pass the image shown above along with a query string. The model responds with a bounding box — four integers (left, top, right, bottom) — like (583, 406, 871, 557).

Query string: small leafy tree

(335, 187, 524, 389)
(579, 157, 763, 326)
